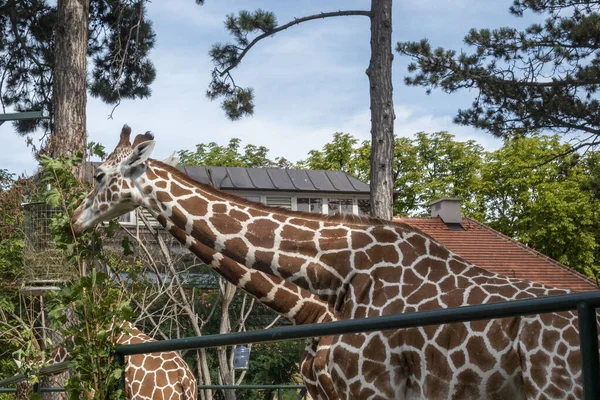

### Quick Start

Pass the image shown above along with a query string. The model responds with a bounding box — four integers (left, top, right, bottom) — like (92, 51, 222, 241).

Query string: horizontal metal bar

(116, 290, 600, 356)
(0, 361, 70, 387)
(0, 387, 64, 393)
(197, 385, 305, 389)
(0, 111, 47, 121)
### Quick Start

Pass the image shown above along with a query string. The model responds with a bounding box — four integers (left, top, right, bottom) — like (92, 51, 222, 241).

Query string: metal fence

(1, 291, 599, 399)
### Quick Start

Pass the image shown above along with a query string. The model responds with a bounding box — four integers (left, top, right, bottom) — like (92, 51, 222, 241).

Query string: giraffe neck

(157, 214, 335, 325)
(140, 160, 358, 309)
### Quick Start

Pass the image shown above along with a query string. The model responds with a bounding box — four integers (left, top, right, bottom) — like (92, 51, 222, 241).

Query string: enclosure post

(577, 301, 599, 400)
(277, 387, 282, 399)
(116, 352, 126, 393)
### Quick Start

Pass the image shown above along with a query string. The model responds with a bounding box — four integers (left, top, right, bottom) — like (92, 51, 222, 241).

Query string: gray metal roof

(177, 166, 370, 193)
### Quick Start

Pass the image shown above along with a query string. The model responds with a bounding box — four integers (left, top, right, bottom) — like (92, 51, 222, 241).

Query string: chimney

(429, 198, 462, 224)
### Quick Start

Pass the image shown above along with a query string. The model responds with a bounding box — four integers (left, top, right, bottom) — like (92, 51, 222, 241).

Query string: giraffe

(71, 125, 596, 400)
(11, 321, 196, 399)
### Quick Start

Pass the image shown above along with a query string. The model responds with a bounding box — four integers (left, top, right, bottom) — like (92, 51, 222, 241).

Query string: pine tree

(0, 0, 156, 156)
(206, 1, 395, 220)
(397, 0, 600, 149)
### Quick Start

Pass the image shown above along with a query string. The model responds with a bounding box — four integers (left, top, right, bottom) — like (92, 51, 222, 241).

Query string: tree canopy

(397, 0, 600, 148)
(0, 0, 156, 134)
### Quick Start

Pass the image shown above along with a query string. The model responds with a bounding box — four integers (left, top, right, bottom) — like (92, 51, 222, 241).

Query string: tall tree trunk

(217, 281, 237, 400)
(367, 0, 395, 220)
(42, 2, 89, 397)
(50, 0, 89, 160)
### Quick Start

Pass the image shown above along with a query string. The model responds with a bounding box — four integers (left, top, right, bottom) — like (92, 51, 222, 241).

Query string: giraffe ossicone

(73, 125, 597, 400)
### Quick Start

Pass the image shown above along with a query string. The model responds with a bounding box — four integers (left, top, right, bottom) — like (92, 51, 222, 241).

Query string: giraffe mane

(149, 160, 405, 228)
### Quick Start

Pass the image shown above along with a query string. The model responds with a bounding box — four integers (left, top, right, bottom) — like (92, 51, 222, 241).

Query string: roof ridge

(464, 217, 598, 289)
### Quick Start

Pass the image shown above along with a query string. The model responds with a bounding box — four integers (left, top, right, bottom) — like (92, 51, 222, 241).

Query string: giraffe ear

(124, 140, 155, 168)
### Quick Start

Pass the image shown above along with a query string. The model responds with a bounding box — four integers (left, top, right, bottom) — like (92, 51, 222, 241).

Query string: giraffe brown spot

(424, 374, 450, 399)
(192, 219, 217, 243)
(248, 207, 272, 218)
(439, 275, 456, 293)
(362, 359, 383, 384)
(289, 218, 320, 230)
(486, 371, 509, 395)
(450, 349, 466, 369)
(500, 350, 520, 375)
(468, 336, 496, 372)
(157, 191, 173, 203)
(229, 208, 250, 222)
(281, 224, 314, 242)
(413, 257, 447, 282)
(179, 196, 208, 216)
(469, 319, 490, 332)
(210, 214, 243, 235)
(448, 258, 469, 275)
(452, 382, 479, 400)
(373, 266, 401, 283)
(171, 182, 193, 196)
(170, 206, 188, 229)
(363, 334, 386, 362)
(353, 251, 372, 270)
(281, 236, 318, 257)
(530, 350, 551, 387)
(425, 345, 452, 381)
(271, 213, 288, 223)
(541, 328, 560, 351)
(466, 286, 487, 304)
(254, 250, 274, 270)
(112, 193, 119, 201)
(318, 230, 349, 250)
(429, 240, 450, 259)
(566, 349, 581, 372)
(122, 180, 130, 189)
(488, 318, 517, 352)
(223, 237, 249, 259)
(546, 384, 566, 399)
(246, 219, 279, 248)
(561, 325, 579, 346)
(155, 168, 170, 180)
(146, 167, 158, 180)
(351, 231, 372, 248)
(407, 283, 438, 305)
(366, 244, 399, 265)
(100, 204, 108, 212)
(370, 226, 400, 243)
(278, 254, 306, 278)
(332, 344, 359, 380)
(156, 180, 167, 189)
(212, 203, 227, 214)
(434, 324, 467, 350)
(319, 251, 352, 275)
(440, 290, 464, 308)
(143, 185, 153, 195)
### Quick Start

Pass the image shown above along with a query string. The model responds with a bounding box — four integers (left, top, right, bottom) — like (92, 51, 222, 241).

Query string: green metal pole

(577, 302, 600, 400)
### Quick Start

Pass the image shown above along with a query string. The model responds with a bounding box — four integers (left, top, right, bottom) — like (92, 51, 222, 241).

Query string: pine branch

(218, 10, 371, 77)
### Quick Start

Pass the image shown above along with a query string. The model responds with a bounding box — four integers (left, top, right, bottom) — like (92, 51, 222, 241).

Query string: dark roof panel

(180, 166, 210, 184)
(175, 164, 369, 193)
(226, 167, 256, 189)
(285, 170, 315, 191)
(265, 168, 296, 190)
(306, 170, 336, 191)
(247, 168, 276, 190)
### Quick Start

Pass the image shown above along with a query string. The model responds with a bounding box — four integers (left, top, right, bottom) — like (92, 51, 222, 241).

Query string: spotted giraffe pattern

(72, 126, 597, 400)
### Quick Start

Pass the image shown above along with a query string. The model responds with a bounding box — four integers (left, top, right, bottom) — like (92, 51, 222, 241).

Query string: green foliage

(0, 0, 156, 134)
(178, 137, 292, 169)
(207, 9, 277, 120)
(397, 1, 600, 142)
(48, 269, 132, 400)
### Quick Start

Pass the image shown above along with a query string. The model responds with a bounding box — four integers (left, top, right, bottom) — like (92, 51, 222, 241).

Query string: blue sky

(1, 0, 542, 176)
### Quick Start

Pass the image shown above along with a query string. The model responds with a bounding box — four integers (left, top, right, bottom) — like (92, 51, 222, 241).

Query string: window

(118, 212, 134, 225)
(328, 198, 353, 215)
(297, 198, 323, 213)
(266, 196, 292, 209)
(358, 199, 370, 216)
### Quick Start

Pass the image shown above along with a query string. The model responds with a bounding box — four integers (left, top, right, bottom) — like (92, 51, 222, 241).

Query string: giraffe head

(72, 124, 156, 234)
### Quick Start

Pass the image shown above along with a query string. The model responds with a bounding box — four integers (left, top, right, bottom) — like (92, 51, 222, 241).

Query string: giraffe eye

(95, 173, 105, 183)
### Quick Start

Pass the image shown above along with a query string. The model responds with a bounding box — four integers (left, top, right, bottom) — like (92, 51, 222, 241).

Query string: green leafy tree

(397, 1, 600, 147)
(480, 135, 598, 277)
(206, 1, 395, 219)
(178, 138, 290, 169)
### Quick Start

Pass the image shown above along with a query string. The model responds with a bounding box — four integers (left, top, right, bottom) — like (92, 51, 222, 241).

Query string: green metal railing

(2, 291, 599, 398)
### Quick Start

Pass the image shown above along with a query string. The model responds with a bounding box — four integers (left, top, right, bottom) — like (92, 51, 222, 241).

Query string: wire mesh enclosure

(21, 202, 75, 291)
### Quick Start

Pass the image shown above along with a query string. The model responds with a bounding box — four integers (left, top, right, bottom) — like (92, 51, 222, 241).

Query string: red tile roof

(394, 216, 598, 292)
